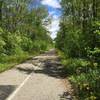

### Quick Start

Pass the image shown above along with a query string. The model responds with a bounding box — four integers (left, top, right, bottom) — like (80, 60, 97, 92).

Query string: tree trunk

(92, 0, 97, 20)
(0, 1, 3, 21)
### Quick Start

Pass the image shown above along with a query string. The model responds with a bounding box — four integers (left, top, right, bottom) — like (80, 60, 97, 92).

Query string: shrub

(62, 58, 90, 75)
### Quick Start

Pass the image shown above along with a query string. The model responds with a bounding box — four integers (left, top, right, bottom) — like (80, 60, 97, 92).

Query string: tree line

(0, 0, 52, 72)
(55, 0, 100, 99)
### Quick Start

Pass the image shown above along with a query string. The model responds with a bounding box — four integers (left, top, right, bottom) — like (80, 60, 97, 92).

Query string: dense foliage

(55, 0, 100, 99)
(0, 0, 52, 72)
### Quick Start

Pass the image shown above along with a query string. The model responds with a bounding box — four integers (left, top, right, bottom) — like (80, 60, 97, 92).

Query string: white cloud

(49, 11, 55, 16)
(41, 0, 61, 39)
(48, 17, 60, 39)
(53, 14, 59, 19)
(49, 20, 60, 32)
(45, 15, 60, 39)
(51, 31, 57, 39)
(41, 0, 61, 8)
(49, 12, 59, 20)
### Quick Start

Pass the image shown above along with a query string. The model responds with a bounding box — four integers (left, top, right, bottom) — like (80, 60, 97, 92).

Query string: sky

(41, 0, 61, 39)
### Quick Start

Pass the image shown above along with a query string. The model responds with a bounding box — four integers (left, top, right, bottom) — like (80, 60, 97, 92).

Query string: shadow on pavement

(16, 67, 33, 75)
(34, 60, 67, 79)
(0, 85, 17, 100)
(16, 59, 67, 79)
(16, 49, 67, 79)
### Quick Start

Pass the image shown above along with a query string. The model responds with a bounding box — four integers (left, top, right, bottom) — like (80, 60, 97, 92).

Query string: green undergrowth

(58, 50, 100, 100)
(0, 27, 53, 73)
(0, 52, 35, 73)
(0, 49, 49, 73)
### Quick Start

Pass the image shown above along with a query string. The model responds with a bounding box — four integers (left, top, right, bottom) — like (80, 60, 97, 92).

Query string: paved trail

(0, 49, 72, 100)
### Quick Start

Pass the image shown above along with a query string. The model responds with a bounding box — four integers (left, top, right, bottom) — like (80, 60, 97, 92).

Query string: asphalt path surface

(0, 49, 72, 100)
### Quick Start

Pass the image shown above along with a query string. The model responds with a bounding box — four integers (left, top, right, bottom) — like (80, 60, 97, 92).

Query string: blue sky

(41, 0, 61, 39)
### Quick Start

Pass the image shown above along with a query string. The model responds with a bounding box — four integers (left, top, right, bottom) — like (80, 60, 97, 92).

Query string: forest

(0, 0, 100, 99)
(0, 0, 52, 72)
(55, 0, 100, 99)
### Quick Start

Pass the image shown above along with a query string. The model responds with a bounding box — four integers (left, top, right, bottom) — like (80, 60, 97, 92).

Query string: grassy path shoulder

(57, 50, 100, 100)
(0, 51, 43, 73)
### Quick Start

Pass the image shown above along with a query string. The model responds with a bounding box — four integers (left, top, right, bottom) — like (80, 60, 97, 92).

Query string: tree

(0, 0, 52, 54)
